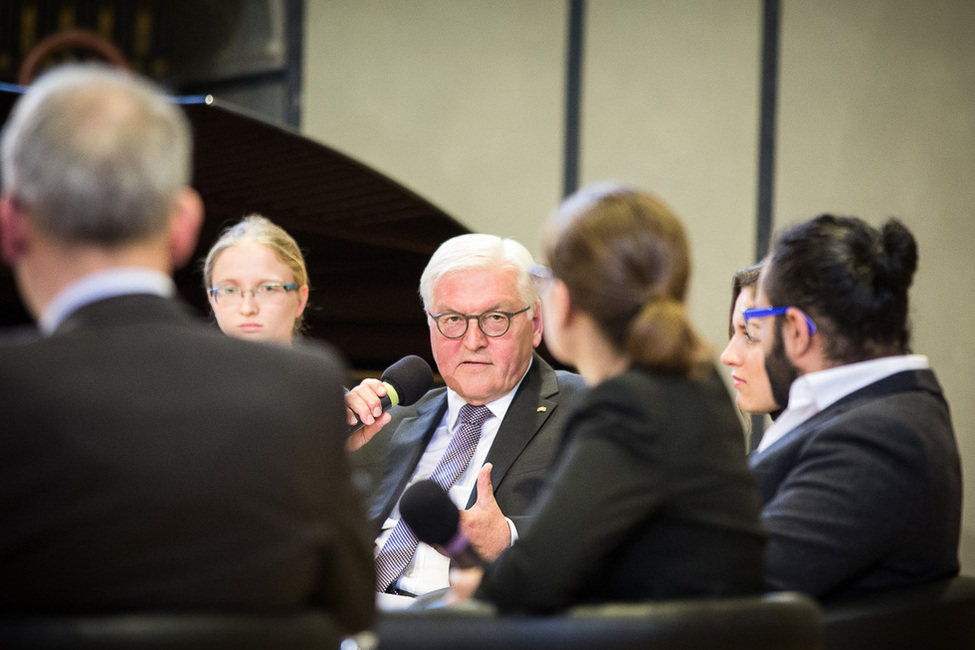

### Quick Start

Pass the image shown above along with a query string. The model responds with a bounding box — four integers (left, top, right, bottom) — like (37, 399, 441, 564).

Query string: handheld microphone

(348, 355, 434, 434)
(399, 479, 484, 569)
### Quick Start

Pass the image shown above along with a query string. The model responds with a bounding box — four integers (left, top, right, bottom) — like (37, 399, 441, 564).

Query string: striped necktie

(374, 403, 492, 592)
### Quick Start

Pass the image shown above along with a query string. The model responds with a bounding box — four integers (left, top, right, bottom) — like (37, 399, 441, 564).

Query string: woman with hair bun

(450, 183, 766, 613)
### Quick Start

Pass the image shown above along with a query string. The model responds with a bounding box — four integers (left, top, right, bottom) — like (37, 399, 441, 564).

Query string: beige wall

(581, 0, 762, 349)
(303, 0, 975, 572)
(303, 0, 566, 247)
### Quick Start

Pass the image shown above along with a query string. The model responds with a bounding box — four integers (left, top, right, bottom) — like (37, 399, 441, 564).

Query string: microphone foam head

(399, 480, 459, 546)
(381, 355, 434, 407)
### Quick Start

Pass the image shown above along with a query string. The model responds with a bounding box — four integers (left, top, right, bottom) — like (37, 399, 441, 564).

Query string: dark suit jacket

(0, 294, 375, 633)
(352, 353, 588, 534)
(749, 369, 962, 601)
(476, 367, 767, 613)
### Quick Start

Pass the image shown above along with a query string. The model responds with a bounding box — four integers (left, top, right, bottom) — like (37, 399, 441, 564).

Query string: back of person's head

(203, 214, 310, 291)
(0, 63, 191, 245)
(763, 213, 918, 362)
(729, 262, 763, 337)
(546, 181, 709, 378)
(419, 233, 538, 310)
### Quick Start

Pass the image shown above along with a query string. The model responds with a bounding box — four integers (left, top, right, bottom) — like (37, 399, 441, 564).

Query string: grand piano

(0, 86, 469, 373)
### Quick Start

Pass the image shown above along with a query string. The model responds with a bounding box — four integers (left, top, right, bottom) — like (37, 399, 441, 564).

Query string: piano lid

(0, 85, 469, 370)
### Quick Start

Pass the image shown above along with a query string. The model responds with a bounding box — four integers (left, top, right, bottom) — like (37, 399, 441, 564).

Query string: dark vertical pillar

(285, 0, 304, 129)
(751, 0, 781, 447)
(756, 0, 780, 262)
(563, 0, 585, 198)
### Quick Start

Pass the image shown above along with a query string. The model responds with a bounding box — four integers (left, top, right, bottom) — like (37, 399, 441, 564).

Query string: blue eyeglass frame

(742, 305, 817, 335)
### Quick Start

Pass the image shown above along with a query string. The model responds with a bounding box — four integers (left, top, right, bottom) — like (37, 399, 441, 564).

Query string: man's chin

(451, 380, 498, 405)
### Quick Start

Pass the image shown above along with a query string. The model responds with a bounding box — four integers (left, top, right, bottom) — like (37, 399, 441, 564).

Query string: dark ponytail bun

(876, 218, 918, 293)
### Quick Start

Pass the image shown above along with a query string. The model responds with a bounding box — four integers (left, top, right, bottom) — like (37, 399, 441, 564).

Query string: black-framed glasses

(427, 306, 531, 339)
(743, 305, 817, 336)
(208, 282, 298, 304)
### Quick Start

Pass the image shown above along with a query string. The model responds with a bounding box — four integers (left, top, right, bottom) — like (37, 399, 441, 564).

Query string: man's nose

(462, 319, 488, 347)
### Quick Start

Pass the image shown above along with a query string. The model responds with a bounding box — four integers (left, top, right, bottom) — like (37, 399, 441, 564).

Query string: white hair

(419, 233, 538, 310)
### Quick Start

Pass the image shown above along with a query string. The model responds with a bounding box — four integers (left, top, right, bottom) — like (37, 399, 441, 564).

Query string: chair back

(823, 574, 975, 650)
(0, 611, 340, 650)
(373, 591, 822, 650)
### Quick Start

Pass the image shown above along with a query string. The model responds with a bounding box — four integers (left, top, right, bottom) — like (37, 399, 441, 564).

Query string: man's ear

(530, 298, 544, 348)
(0, 195, 29, 266)
(782, 307, 814, 361)
(168, 188, 204, 270)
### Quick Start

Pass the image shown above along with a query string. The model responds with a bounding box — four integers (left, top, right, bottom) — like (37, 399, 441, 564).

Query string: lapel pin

(537, 406, 547, 412)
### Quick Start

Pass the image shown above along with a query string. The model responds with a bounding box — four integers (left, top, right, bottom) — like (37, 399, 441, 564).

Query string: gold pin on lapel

(537, 406, 547, 412)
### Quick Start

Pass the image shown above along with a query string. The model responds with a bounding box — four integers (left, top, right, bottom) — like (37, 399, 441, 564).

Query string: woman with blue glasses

(203, 214, 309, 345)
(720, 263, 784, 451)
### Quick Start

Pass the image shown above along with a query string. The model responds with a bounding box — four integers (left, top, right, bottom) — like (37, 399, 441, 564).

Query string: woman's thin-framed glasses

(528, 264, 554, 282)
(209, 283, 298, 304)
(427, 306, 531, 339)
(743, 305, 817, 336)
(528, 264, 555, 293)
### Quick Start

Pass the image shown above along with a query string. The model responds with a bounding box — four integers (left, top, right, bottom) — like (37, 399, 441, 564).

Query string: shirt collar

(797, 354, 929, 413)
(756, 354, 929, 453)
(40, 268, 176, 336)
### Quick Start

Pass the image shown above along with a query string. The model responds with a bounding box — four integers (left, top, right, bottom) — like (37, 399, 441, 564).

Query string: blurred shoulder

(554, 368, 587, 393)
(0, 325, 41, 347)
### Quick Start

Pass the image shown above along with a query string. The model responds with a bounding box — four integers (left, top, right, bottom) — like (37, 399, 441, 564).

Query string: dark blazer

(476, 367, 767, 613)
(0, 294, 375, 633)
(749, 369, 962, 601)
(352, 353, 588, 533)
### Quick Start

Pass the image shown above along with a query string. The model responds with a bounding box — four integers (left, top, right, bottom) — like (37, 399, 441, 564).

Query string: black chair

(823, 574, 975, 650)
(370, 591, 822, 650)
(0, 611, 340, 649)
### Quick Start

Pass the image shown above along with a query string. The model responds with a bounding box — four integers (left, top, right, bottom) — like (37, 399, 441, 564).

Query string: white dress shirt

(40, 268, 176, 335)
(376, 362, 530, 599)
(756, 354, 930, 453)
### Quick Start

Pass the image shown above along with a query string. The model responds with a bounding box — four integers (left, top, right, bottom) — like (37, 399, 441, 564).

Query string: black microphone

(399, 479, 484, 569)
(348, 355, 434, 434)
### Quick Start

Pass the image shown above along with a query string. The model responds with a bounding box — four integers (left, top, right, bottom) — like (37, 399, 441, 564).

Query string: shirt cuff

(506, 517, 518, 546)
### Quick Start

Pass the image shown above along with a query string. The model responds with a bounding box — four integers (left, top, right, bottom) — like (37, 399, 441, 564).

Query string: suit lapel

(368, 392, 448, 525)
(466, 354, 561, 508)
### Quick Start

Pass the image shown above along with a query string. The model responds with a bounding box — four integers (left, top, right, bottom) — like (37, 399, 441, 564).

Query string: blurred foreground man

(0, 64, 374, 633)
(746, 214, 962, 600)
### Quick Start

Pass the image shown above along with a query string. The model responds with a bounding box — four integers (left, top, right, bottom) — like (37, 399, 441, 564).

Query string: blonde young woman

(203, 215, 309, 345)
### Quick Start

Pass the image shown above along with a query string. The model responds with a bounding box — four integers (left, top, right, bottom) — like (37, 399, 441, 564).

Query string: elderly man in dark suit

(0, 64, 374, 633)
(745, 214, 962, 601)
(346, 233, 587, 602)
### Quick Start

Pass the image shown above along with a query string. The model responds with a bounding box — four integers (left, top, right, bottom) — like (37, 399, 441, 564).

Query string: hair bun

(875, 218, 918, 291)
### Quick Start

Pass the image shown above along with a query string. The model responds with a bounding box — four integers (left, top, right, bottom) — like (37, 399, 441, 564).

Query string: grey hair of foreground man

(0, 63, 192, 244)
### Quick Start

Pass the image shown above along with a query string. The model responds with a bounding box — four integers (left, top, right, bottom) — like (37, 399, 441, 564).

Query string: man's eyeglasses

(427, 306, 531, 339)
(743, 305, 817, 335)
(208, 283, 298, 304)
